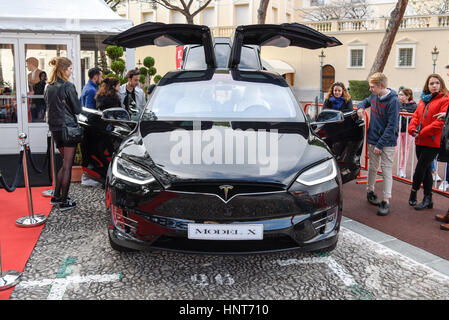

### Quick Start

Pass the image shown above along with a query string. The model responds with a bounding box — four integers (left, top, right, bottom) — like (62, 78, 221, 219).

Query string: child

(357, 72, 400, 216)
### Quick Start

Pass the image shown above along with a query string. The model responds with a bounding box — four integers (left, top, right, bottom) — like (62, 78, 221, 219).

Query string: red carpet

(342, 176, 449, 261)
(0, 187, 52, 300)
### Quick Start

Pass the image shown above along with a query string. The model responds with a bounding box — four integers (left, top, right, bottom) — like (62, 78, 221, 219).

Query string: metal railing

(210, 26, 235, 37)
(303, 14, 449, 33)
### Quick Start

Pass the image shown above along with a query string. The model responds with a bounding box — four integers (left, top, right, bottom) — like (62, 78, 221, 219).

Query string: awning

(0, 0, 133, 34)
(261, 59, 295, 75)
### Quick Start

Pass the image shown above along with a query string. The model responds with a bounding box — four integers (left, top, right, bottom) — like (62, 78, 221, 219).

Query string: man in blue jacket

(80, 67, 103, 186)
(357, 72, 400, 216)
(80, 67, 103, 109)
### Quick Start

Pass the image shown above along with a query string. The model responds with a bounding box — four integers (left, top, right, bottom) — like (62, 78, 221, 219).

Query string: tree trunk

(257, 0, 270, 24)
(368, 0, 408, 78)
(186, 15, 194, 24)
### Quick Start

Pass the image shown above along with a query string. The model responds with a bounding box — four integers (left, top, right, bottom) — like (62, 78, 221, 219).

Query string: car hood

(119, 121, 332, 189)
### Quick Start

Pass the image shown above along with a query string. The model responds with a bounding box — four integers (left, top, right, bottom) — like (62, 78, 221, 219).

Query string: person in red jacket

(408, 74, 449, 210)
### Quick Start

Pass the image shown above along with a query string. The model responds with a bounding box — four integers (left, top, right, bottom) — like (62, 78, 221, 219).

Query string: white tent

(262, 59, 295, 75)
(0, 0, 132, 34)
(0, 0, 134, 155)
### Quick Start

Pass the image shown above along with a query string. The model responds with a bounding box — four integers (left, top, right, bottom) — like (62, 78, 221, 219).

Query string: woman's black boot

(408, 190, 417, 206)
(414, 194, 433, 210)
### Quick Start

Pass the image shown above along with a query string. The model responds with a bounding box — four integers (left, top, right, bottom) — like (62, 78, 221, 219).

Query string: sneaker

(367, 191, 380, 206)
(50, 196, 71, 205)
(59, 199, 77, 212)
(50, 196, 61, 205)
(439, 181, 449, 191)
(399, 169, 406, 178)
(377, 201, 390, 216)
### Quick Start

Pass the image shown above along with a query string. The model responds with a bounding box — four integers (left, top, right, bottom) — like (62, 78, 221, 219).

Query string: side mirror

(312, 109, 344, 125)
(101, 107, 132, 122)
(147, 84, 156, 96)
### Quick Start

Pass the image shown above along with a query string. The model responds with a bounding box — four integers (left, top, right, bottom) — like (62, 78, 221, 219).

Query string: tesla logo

(219, 185, 233, 201)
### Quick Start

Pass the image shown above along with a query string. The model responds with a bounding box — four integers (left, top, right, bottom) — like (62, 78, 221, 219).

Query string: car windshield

(146, 74, 303, 121)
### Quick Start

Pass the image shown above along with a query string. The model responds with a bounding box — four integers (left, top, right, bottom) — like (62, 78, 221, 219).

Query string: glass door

(18, 38, 73, 153)
(0, 39, 20, 154)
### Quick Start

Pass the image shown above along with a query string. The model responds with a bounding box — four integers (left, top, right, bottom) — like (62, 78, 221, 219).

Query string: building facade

(117, 0, 449, 102)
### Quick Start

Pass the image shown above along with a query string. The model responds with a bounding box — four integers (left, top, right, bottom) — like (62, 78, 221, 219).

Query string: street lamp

(431, 46, 439, 73)
(319, 50, 326, 103)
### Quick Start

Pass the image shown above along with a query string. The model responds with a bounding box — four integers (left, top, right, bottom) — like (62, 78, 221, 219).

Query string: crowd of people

(80, 67, 146, 115)
(78, 67, 147, 186)
(43, 56, 449, 231)
(323, 68, 449, 230)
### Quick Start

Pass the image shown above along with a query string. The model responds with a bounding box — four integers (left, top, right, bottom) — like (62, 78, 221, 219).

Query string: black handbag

(62, 124, 83, 144)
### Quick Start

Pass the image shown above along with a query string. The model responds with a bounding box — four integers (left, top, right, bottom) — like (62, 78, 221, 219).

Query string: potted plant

(71, 143, 83, 182)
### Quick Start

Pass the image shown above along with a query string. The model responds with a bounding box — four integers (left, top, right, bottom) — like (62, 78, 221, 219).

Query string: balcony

(303, 14, 449, 33)
(210, 26, 235, 37)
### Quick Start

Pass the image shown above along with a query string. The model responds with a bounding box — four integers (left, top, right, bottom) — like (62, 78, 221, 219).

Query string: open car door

(78, 108, 136, 183)
(229, 23, 342, 68)
(314, 111, 365, 184)
(104, 22, 216, 69)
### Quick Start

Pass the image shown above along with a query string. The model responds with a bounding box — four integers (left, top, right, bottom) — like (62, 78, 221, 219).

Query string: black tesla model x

(78, 23, 364, 253)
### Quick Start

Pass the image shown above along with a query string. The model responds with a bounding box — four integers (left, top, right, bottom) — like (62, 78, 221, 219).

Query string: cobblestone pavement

(10, 183, 449, 300)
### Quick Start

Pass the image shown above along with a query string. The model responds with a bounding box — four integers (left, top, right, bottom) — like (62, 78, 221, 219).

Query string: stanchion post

(15, 133, 47, 228)
(42, 131, 55, 198)
(0, 242, 22, 291)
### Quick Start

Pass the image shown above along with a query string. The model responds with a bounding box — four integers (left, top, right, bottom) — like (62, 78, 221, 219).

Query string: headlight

(112, 157, 156, 185)
(296, 159, 337, 186)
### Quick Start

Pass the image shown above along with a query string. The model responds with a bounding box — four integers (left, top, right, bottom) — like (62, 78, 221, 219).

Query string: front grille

(140, 190, 299, 221)
(151, 234, 299, 253)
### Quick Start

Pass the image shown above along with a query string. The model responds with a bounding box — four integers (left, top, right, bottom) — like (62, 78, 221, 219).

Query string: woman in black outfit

(44, 57, 81, 211)
(323, 82, 354, 113)
(95, 77, 121, 111)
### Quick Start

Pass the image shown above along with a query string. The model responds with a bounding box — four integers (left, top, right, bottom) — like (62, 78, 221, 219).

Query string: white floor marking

(276, 256, 357, 287)
(17, 274, 122, 300)
(191, 273, 235, 287)
(325, 257, 357, 287)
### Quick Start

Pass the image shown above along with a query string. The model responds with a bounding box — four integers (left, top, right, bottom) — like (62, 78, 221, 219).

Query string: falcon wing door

(229, 23, 342, 68)
(313, 110, 365, 184)
(104, 22, 216, 69)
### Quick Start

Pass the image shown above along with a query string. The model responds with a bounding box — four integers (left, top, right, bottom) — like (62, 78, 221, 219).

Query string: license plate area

(187, 224, 263, 240)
